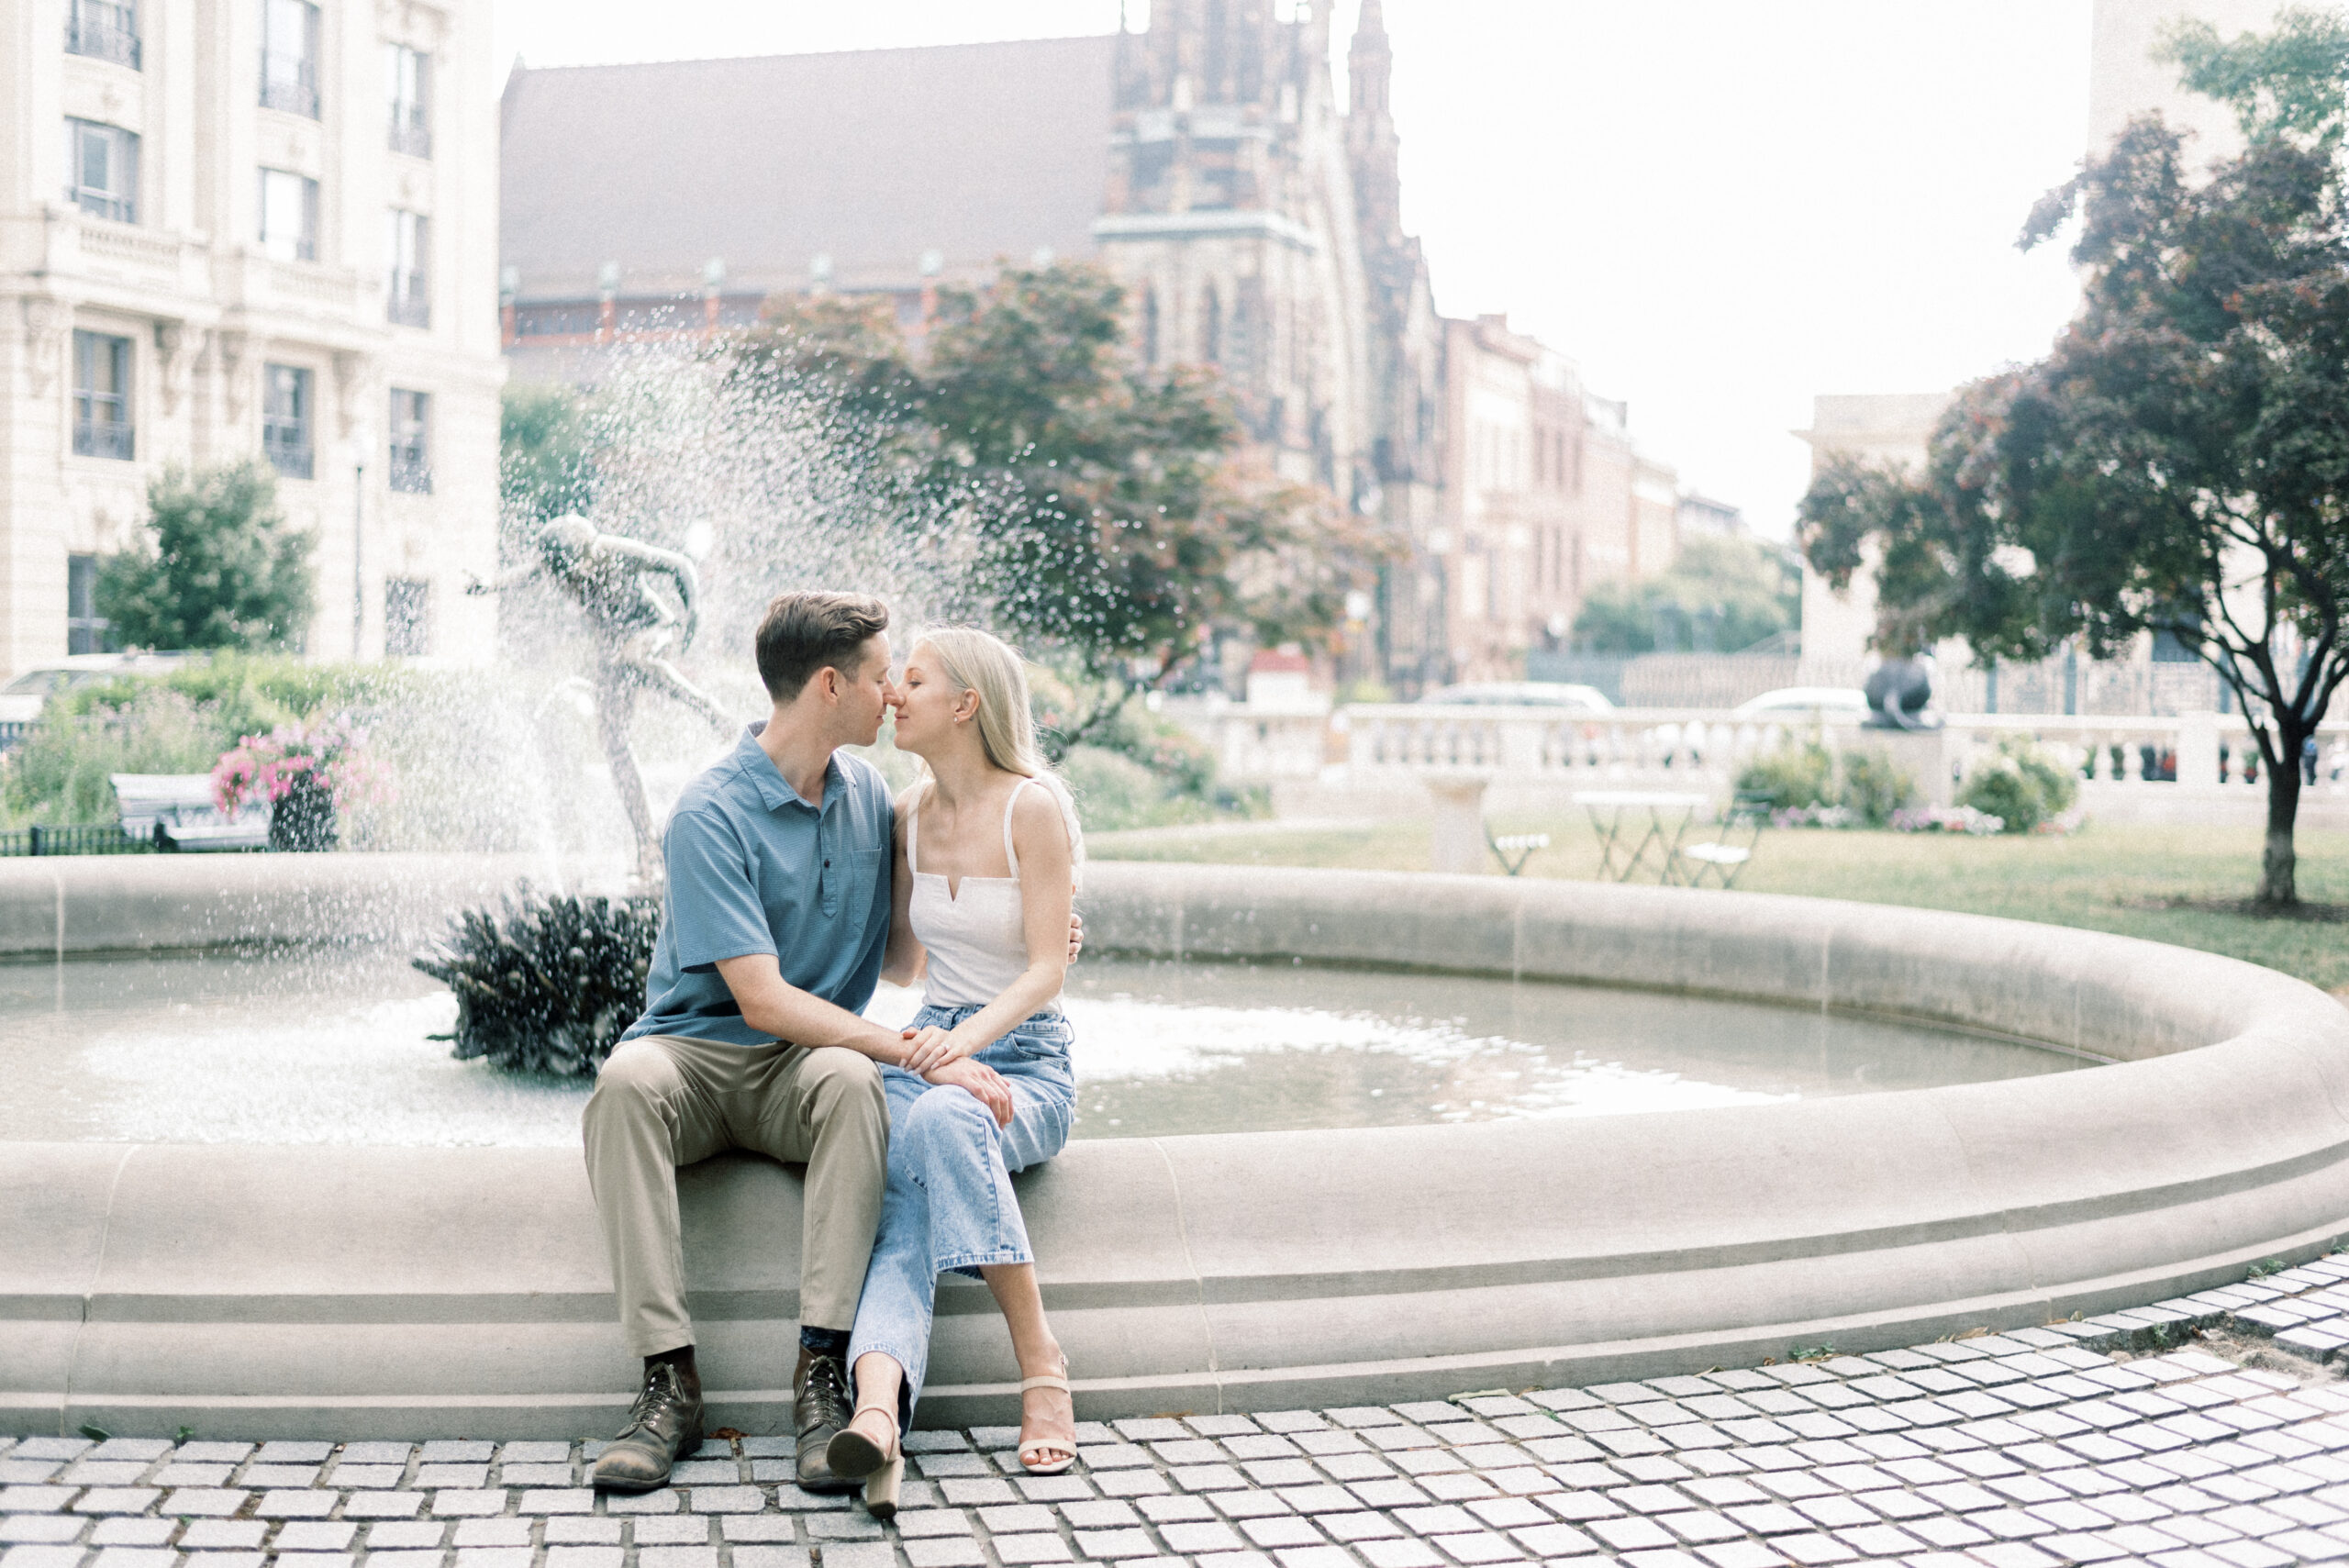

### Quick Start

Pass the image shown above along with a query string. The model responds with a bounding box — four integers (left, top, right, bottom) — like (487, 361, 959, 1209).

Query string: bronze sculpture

(471, 516, 733, 882)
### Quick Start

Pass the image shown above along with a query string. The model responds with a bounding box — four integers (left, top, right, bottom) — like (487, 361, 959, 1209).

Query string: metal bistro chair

(1671, 791, 1771, 890)
(1486, 829, 1550, 877)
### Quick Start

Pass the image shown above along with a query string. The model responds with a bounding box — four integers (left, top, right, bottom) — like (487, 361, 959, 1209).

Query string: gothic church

(499, 2, 1678, 689)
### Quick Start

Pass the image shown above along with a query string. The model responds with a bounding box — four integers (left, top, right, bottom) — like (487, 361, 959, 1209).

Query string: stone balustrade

(1163, 701, 2349, 796)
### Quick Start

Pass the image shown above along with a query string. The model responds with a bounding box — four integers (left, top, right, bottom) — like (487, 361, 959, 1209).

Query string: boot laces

(621, 1362, 684, 1436)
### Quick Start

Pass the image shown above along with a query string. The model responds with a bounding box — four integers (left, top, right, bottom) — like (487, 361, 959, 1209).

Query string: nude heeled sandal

(825, 1403, 903, 1520)
(1018, 1370, 1078, 1476)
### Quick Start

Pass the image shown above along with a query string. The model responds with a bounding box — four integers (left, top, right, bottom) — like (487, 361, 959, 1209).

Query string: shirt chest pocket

(822, 846, 885, 920)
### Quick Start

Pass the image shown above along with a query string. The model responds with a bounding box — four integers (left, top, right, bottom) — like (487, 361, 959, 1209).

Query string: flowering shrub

(1771, 804, 1854, 828)
(1956, 734, 2080, 833)
(211, 717, 384, 815)
(1891, 805, 2007, 835)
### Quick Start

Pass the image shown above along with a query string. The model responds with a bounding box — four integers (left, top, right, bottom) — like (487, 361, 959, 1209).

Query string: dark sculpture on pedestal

(1863, 655, 1943, 731)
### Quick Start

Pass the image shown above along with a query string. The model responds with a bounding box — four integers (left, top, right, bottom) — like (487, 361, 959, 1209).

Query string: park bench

(111, 773, 271, 851)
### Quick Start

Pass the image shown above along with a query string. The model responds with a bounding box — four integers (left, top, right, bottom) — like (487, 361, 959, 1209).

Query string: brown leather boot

(794, 1351, 855, 1494)
(592, 1361, 705, 1493)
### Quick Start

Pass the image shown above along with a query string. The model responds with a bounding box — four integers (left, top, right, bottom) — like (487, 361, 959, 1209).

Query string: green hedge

(4, 656, 615, 852)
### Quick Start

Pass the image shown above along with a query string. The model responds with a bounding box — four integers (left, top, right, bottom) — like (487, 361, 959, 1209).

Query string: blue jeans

(846, 1004, 1075, 1424)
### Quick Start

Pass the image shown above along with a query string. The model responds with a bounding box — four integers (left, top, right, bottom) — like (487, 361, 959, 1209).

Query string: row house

(0, 0, 505, 672)
(1434, 313, 1679, 684)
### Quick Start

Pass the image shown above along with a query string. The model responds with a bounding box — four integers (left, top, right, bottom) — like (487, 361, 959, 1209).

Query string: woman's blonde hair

(914, 627, 1085, 876)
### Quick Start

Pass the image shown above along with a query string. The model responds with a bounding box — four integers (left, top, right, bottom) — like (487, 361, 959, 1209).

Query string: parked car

(1417, 681, 1616, 713)
(0, 653, 197, 728)
(1731, 686, 1871, 720)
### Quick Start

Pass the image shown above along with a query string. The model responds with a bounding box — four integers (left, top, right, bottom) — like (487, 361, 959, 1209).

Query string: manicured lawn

(1089, 814, 2349, 995)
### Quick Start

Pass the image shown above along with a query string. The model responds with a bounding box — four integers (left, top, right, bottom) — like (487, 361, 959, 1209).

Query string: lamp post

(350, 413, 374, 659)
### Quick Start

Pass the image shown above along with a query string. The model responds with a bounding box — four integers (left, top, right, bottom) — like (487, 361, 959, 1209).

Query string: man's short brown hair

(755, 591, 890, 702)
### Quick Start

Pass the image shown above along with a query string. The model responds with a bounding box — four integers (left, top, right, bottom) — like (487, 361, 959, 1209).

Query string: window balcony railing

(65, 6, 140, 68)
(262, 425, 312, 480)
(259, 61, 319, 117)
(386, 288, 430, 328)
(388, 116, 431, 159)
(72, 419, 134, 461)
(389, 454, 432, 495)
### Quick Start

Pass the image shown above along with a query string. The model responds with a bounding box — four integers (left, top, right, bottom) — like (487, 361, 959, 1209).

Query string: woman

(822, 627, 1084, 1515)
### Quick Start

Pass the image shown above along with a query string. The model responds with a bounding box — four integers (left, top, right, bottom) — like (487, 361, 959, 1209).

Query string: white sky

(493, 1, 2099, 539)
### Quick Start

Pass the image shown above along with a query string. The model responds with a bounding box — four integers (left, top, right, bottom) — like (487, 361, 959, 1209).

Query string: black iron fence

(0, 824, 151, 857)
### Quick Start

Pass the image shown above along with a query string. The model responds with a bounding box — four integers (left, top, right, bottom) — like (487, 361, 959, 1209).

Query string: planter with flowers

(211, 718, 382, 852)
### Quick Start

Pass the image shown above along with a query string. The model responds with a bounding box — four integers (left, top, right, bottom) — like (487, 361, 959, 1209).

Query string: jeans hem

(938, 1248, 1033, 1273)
(846, 1340, 925, 1377)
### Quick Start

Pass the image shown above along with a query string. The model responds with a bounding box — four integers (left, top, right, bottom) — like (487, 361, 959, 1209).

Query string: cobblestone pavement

(20, 1259, 2349, 1568)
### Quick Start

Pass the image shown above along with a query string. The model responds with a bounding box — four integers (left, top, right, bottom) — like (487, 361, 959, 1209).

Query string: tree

(1570, 535, 1799, 654)
(96, 461, 316, 652)
(1799, 110, 2349, 906)
(500, 381, 598, 528)
(2158, 5, 2349, 150)
(734, 262, 1386, 747)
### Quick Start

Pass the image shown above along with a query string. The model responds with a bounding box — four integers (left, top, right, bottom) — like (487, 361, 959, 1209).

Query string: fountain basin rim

(4, 854, 2346, 1437)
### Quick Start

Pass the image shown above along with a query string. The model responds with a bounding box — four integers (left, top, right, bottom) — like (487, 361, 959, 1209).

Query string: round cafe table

(1573, 789, 1710, 883)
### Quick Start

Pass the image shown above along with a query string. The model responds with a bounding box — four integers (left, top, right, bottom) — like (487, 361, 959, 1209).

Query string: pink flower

(210, 717, 384, 815)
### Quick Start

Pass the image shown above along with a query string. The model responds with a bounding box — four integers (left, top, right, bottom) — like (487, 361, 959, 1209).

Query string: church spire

(1350, 0, 1392, 118)
(1347, 0, 1401, 242)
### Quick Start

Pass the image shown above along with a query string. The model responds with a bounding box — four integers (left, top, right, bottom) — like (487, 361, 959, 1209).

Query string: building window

(387, 44, 431, 157)
(1201, 286, 1222, 363)
(386, 210, 429, 327)
(63, 119, 138, 223)
(68, 554, 110, 654)
(65, 0, 140, 68)
(72, 330, 135, 461)
(387, 388, 430, 493)
(262, 362, 313, 479)
(258, 168, 317, 261)
(259, 0, 320, 117)
(384, 578, 430, 657)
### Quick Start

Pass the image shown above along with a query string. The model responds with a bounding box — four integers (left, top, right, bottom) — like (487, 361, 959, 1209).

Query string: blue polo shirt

(621, 725, 895, 1049)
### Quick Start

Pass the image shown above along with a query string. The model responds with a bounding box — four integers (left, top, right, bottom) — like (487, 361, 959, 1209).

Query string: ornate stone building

(0, 0, 506, 674)
(498, 1, 1684, 692)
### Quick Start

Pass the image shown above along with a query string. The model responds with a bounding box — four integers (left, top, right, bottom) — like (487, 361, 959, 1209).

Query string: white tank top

(908, 777, 1058, 1011)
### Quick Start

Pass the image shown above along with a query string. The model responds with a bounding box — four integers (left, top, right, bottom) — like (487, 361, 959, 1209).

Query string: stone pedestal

(1424, 773, 1492, 874)
(2176, 711, 2221, 789)
(1853, 728, 1954, 808)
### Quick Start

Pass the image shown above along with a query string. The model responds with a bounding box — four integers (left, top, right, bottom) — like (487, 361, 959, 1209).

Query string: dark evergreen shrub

(413, 889, 660, 1077)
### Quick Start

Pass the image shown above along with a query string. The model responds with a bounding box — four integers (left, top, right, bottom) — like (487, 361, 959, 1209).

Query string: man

(583, 591, 1032, 1494)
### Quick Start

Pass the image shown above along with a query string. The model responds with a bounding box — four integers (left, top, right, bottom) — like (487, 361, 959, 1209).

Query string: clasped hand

(906, 1029, 1014, 1127)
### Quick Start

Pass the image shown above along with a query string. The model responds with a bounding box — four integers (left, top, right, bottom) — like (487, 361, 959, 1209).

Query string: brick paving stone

(1692, 1543, 1787, 1568)
(636, 1551, 718, 1568)
(1321, 1512, 1403, 1543)
(325, 1466, 403, 1489)
(1074, 1529, 1161, 1557)
(43, 1267, 2349, 1568)
(1163, 1524, 1249, 1555)
(1357, 1542, 1444, 1568)
(338, 1491, 421, 1518)
(547, 1551, 625, 1568)
(87, 1551, 173, 1568)
(427, 1491, 505, 1518)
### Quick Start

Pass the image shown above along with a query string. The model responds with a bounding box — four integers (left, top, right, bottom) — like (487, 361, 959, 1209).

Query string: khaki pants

(584, 1034, 889, 1358)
